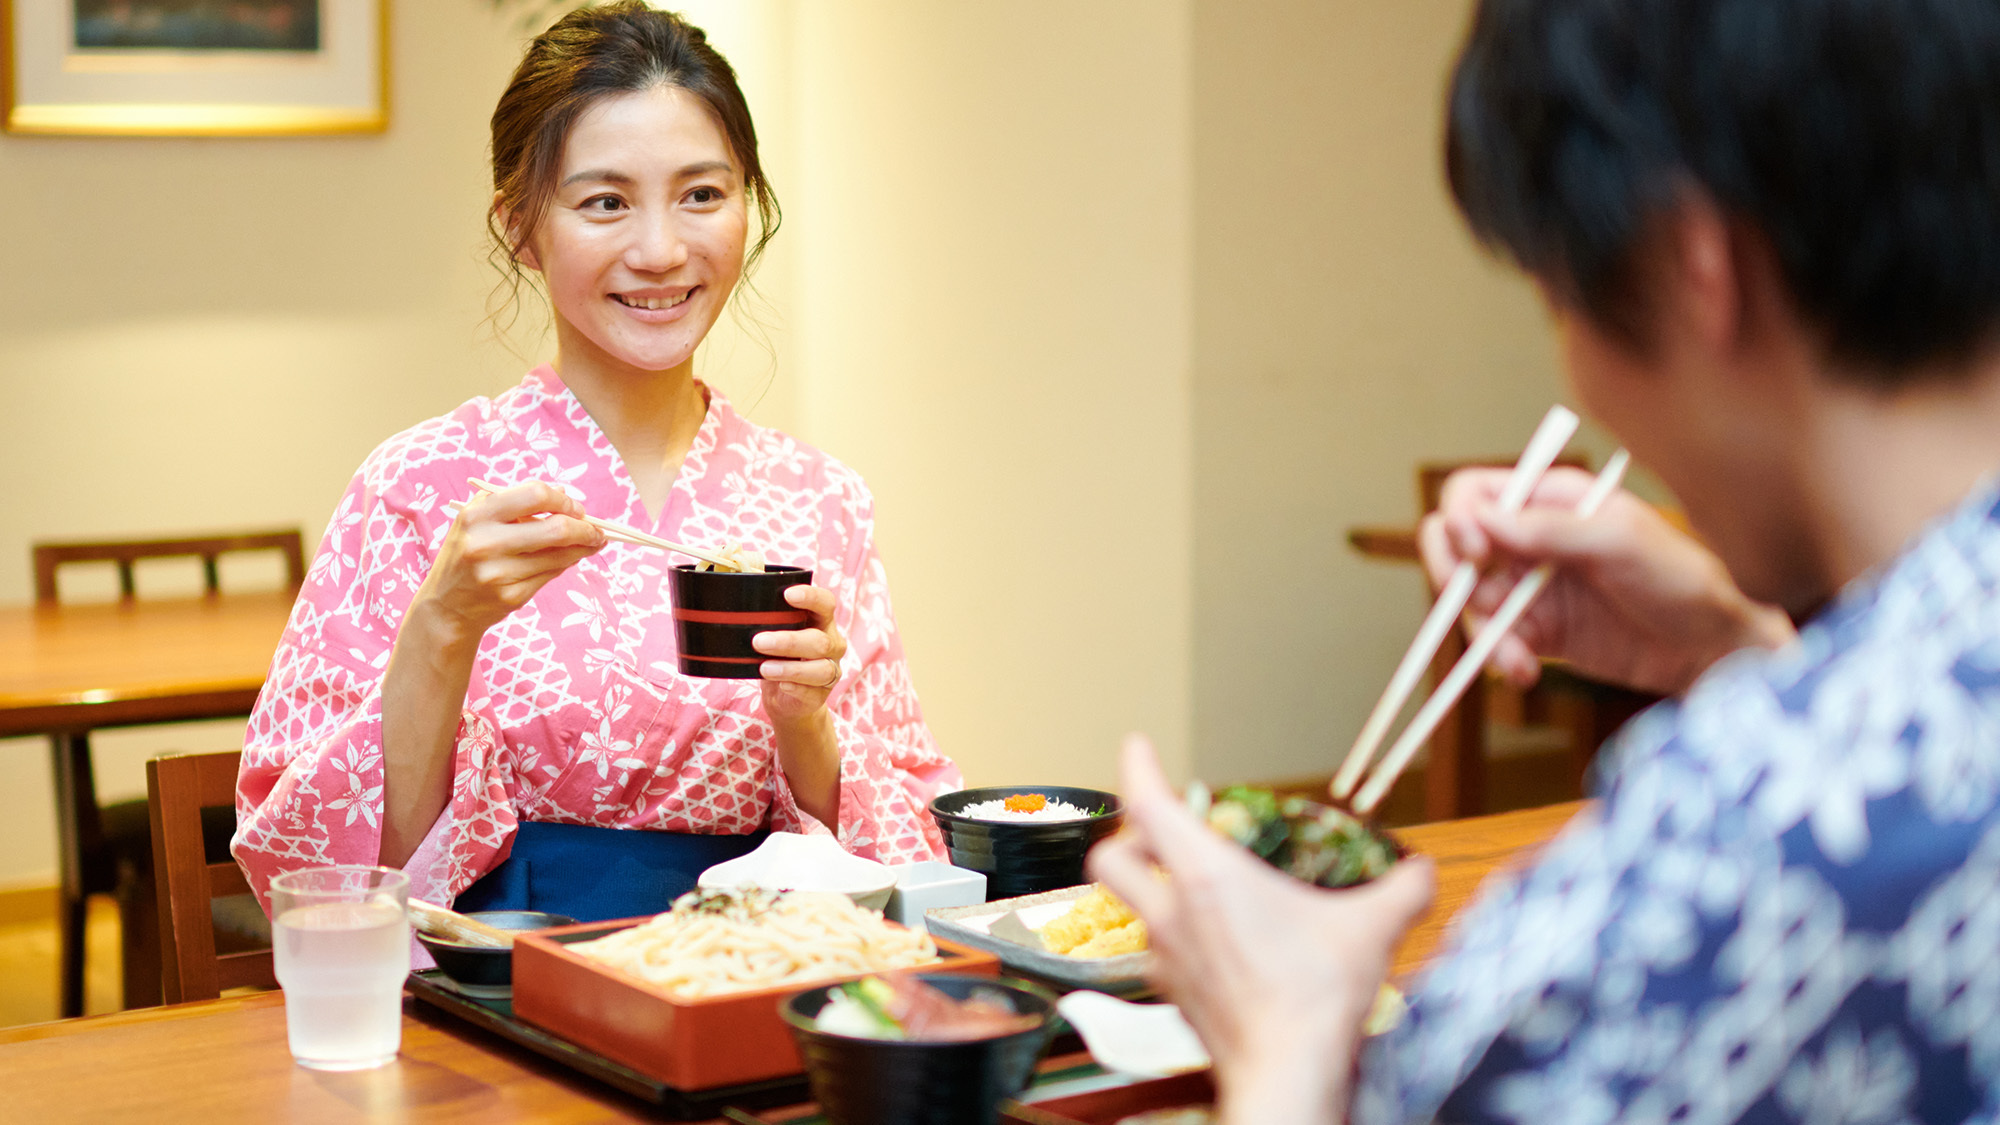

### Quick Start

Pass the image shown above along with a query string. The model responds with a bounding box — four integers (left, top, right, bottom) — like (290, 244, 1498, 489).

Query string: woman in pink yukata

(233, 1, 960, 922)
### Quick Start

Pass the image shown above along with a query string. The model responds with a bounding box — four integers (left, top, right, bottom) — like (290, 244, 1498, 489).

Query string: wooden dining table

(0, 589, 296, 1014)
(0, 590, 296, 739)
(0, 800, 1583, 1123)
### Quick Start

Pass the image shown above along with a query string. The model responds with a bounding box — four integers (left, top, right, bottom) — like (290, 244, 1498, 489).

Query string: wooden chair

(32, 528, 302, 1016)
(147, 751, 276, 1004)
(32, 529, 306, 605)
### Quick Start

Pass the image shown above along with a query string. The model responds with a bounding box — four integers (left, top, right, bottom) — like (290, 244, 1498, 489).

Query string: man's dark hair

(1446, 0, 2000, 381)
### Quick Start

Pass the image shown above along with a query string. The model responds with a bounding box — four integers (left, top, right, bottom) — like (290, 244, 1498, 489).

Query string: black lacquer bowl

(780, 975, 1056, 1125)
(667, 563, 814, 678)
(415, 910, 576, 991)
(929, 786, 1125, 900)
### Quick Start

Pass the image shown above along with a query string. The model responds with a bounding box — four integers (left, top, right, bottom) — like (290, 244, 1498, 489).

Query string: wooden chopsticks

(464, 478, 761, 573)
(1331, 405, 1632, 816)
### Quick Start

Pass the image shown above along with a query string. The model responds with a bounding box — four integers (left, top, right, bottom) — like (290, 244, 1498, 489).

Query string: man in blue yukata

(1092, 0, 2000, 1122)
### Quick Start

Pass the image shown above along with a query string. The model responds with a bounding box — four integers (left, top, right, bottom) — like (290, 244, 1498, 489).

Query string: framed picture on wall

(2, 0, 387, 135)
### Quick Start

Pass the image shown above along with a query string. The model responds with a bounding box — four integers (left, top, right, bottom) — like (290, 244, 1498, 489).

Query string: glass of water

(269, 865, 410, 1071)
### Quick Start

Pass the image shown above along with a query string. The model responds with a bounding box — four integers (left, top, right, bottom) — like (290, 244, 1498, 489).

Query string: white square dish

(884, 860, 987, 931)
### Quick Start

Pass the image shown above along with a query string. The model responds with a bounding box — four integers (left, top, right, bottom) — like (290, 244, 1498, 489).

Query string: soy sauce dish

(929, 786, 1124, 901)
(416, 910, 576, 995)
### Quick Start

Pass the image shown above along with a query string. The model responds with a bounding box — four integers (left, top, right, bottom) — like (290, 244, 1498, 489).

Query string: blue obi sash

(451, 822, 769, 922)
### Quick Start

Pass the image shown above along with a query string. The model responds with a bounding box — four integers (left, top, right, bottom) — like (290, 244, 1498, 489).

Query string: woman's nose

(627, 214, 690, 273)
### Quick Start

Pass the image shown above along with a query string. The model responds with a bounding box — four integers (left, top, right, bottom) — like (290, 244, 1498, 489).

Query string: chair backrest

(33, 529, 306, 605)
(147, 750, 275, 1004)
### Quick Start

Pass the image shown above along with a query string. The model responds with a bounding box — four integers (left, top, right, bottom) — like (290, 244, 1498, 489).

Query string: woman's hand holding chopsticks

(422, 481, 608, 644)
(1421, 467, 1795, 697)
(378, 481, 606, 867)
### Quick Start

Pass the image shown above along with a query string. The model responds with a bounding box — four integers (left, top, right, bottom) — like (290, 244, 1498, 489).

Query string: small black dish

(780, 974, 1057, 1125)
(929, 786, 1125, 900)
(415, 910, 576, 993)
(667, 563, 814, 678)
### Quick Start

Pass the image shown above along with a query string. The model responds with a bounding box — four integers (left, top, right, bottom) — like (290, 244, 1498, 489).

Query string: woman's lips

(612, 290, 693, 311)
(610, 287, 697, 321)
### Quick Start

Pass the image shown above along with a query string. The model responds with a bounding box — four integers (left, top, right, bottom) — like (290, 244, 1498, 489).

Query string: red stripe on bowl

(672, 609, 812, 625)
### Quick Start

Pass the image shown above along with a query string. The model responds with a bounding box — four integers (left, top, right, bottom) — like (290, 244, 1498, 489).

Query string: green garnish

(829, 977, 905, 1038)
(1200, 787, 1396, 889)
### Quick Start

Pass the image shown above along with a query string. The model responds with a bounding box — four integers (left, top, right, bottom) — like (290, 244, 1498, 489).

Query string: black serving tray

(405, 970, 810, 1119)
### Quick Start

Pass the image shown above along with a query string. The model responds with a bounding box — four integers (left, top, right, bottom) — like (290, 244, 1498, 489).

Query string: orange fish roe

(1003, 793, 1048, 814)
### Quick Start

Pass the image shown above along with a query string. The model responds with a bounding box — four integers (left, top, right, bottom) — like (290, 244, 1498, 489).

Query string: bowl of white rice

(929, 786, 1124, 900)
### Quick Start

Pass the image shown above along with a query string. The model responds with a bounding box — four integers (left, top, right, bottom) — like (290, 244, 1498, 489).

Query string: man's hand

(1421, 466, 1794, 695)
(1090, 736, 1434, 1125)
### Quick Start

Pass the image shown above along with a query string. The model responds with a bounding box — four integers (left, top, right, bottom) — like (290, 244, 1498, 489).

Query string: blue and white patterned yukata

(1356, 479, 2000, 1125)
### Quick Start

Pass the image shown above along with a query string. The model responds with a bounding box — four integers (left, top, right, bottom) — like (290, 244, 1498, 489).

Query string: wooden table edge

(0, 685, 267, 738)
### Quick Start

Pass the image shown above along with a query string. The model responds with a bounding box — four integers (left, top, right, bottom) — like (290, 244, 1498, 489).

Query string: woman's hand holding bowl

(749, 584, 848, 829)
(752, 584, 848, 723)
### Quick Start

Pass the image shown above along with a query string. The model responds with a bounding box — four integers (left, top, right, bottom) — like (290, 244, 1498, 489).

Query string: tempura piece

(1068, 918, 1148, 959)
(1040, 885, 1140, 955)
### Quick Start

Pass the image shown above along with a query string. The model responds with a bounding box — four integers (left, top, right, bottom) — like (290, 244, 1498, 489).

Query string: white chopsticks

(1331, 405, 1632, 815)
(1331, 405, 1579, 804)
(463, 478, 761, 572)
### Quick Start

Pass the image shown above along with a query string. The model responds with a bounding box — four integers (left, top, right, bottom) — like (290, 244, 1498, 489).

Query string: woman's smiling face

(523, 84, 748, 379)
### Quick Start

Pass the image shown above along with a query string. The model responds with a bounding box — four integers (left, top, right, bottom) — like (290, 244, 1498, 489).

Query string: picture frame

(3, 0, 388, 136)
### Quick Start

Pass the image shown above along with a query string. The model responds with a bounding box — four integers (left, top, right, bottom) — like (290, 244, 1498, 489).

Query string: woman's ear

(493, 192, 542, 272)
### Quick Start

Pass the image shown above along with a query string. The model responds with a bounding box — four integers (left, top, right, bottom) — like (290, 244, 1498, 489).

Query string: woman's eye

(687, 187, 722, 205)
(583, 195, 624, 213)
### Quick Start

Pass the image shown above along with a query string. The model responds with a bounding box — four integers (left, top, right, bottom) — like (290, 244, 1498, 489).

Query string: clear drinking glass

(269, 865, 410, 1071)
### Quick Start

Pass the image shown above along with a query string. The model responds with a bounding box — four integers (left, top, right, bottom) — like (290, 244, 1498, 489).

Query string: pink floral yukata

(233, 366, 959, 911)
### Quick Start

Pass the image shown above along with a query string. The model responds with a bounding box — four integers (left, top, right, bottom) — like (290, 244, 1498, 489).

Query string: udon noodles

(567, 888, 938, 999)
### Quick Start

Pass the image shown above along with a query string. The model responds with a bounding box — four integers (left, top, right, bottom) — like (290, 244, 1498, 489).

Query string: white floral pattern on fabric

(233, 367, 959, 912)
(1355, 480, 2000, 1125)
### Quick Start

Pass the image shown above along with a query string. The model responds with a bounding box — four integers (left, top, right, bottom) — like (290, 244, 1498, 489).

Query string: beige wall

(0, 0, 1575, 886)
(784, 1, 1196, 793)
(1188, 0, 1577, 784)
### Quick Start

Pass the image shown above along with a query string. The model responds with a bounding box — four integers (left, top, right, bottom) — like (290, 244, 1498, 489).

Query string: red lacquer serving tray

(512, 916, 1001, 1091)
